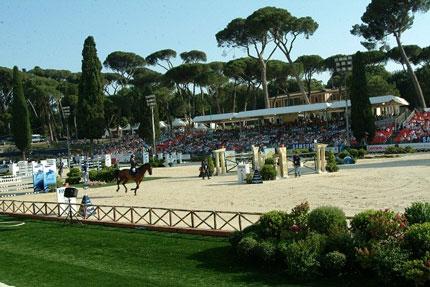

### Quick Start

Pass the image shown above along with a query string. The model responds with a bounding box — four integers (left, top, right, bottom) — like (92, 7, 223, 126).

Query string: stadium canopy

(193, 95, 409, 124)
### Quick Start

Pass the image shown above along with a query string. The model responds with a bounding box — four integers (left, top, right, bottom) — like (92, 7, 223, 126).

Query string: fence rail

(0, 200, 262, 233)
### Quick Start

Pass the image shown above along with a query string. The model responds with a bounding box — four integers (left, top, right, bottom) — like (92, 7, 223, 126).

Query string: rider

(130, 153, 137, 175)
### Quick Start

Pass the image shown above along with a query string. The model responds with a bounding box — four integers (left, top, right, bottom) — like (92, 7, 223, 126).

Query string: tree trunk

(395, 34, 427, 109)
(284, 52, 310, 104)
(232, 80, 237, 113)
(22, 151, 26, 161)
(259, 57, 270, 109)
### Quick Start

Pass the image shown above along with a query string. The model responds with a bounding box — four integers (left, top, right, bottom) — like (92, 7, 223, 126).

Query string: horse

(115, 163, 152, 195)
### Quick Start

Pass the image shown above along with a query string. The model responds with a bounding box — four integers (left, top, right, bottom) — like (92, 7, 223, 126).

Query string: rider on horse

(130, 154, 137, 175)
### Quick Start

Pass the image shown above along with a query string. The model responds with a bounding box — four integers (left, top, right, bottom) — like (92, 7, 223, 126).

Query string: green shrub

(56, 176, 64, 188)
(358, 148, 367, 159)
(322, 251, 347, 276)
(65, 176, 81, 185)
(347, 148, 359, 159)
(308, 206, 347, 235)
(260, 210, 286, 239)
(67, 167, 82, 178)
(405, 202, 430, 225)
(279, 233, 326, 276)
(401, 256, 430, 286)
(264, 158, 275, 165)
(207, 156, 214, 176)
(237, 237, 258, 260)
(404, 223, 430, 257)
(338, 150, 350, 159)
(89, 169, 98, 181)
(351, 210, 407, 243)
(385, 146, 416, 154)
(245, 173, 253, 184)
(149, 157, 165, 167)
(326, 151, 339, 172)
(366, 241, 410, 284)
(260, 164, 276, 181)
(254, 240, 277, 264)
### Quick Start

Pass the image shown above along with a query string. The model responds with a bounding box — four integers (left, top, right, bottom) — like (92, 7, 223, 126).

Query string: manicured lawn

(0, 216, 373, 287)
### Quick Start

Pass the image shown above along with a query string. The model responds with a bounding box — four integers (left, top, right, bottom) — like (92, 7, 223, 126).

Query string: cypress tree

(11, 66, 31, 160)
(350, 51, 375, 145)
(77, 36, 105, 153)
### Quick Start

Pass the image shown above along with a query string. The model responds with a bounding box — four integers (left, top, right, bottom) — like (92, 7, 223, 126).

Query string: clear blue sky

(1, 0, 429, 82)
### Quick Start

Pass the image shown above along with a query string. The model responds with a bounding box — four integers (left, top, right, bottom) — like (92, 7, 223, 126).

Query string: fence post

(191, 211, 195, 228)
(149, 208, 152, 225)
(113, 207, 117, 222)
(32, 203, 35, 215)
(238, 213, 242, 231)
(12, 200, 16, 213)
(44, 203, 48, 215)
(213, 211, 217, 230)
(169, 209, 172, 227)
(130, 207, 134, 224)
(57, 203, 61, 217)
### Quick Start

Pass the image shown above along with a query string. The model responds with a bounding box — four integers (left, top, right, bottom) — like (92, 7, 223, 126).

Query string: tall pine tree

(77, 36, 105, 153)
(350, 51, 375, 145)
(11, 66, 31, 160)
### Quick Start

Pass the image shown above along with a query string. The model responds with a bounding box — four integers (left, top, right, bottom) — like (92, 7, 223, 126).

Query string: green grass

(0, 216, 375, 287)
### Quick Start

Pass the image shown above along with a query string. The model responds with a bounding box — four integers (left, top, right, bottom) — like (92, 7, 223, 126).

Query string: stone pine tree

(77, 36, 105, 154)
(350, 52, 375, 145)
(11, 66, 32, 160)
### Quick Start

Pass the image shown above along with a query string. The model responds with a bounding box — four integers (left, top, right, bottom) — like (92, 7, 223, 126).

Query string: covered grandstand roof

(193, 95, 409, 123)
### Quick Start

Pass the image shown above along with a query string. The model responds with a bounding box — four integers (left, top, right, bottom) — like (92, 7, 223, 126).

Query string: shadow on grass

(190, 245, 378, 287)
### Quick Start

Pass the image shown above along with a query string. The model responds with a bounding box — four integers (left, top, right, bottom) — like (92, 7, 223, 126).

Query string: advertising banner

(43, 162, 57, 191)
(32, 162, 45, 192)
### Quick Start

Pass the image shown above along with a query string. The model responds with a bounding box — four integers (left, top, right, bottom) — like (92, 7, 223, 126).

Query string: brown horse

(115, 163, 152, 195)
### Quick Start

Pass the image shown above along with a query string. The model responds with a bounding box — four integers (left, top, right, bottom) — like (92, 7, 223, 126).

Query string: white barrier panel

(237, 163, 250, 183)
(367, 142, 430, 152)
(182, 154, 191, 161)
(56, 187, 77, 214)
(142, 152, 150, 164)
(104, 154, 112, 167)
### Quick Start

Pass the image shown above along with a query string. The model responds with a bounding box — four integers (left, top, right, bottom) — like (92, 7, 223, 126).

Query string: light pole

(62, 106, 72, 167)
(334, 56, 353, 146)
(145, 94, 157, 157)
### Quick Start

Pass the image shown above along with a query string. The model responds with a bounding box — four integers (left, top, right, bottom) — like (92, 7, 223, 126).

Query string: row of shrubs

(385, 146, 416, 154)
(65, 166, 119, 184)
(231, 202, 430, 286)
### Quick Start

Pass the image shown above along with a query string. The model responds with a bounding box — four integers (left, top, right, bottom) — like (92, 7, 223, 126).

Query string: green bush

(308, 206, 347, 235)
(65, 168, 82, 185)
(326, 151, 339, 172)
(322, 251, 347, 276)
(366, 241, 410, 284)
(56, 176, 64, 188)
(358, 148, 367, 159)
(385, 146, 416, 154)
(245, 173, 253, 184)
(149, 157, 165, 167)
(207, 156, 215, 176)
(338, 150, 350, 159)
(254, 240, 277, 264)
(401, 256, 430, 286)
(405, 202, 430, 225)
(264, 158, 275, 165)
(260, 210, 286, 239)
(260, 164, 277, 181)
(89, 169, 98, 181)
(279, 233, 326, 276)
(404, 223, 430, 257)
(347, 148, 359, 159)
(237, 237, 258, 260)
(351, 210, 407, 243)
(293, 148, 311, 155)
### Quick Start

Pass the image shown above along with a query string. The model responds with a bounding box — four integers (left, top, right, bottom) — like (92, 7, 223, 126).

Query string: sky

(1, 0, 430, 82)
